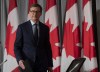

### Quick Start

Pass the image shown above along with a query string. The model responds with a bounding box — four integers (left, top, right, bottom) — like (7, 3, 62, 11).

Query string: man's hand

(48, 67, 53, 72)
(19, 60, 25, 70)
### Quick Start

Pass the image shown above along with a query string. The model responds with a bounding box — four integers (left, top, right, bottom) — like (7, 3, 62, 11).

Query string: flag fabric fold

(3, 0, 20, 72)
(82, 0, 98, 72)
(45, 0, 61, 72)
(61, 0, 81, 72)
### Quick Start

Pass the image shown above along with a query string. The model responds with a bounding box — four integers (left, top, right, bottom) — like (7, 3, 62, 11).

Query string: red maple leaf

(46, 20, 60, 59)
(63, 19, 81, 58)
(6, 22, 16, 57)
(82, 20, 96, 60)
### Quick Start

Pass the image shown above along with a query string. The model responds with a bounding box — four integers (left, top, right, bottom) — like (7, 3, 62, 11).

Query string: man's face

(29, 7, 42, 22)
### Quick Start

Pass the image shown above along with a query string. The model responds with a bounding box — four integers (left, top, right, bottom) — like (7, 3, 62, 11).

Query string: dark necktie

(33, 24, 38, 42)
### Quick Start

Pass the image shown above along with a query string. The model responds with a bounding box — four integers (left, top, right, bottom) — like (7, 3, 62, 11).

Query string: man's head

(29, 4, 42, 22)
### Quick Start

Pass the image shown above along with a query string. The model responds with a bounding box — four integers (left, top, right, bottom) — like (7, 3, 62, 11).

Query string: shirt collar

(30, 20, 39, 25)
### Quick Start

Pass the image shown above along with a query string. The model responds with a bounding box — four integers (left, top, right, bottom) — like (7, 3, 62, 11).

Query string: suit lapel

(26, 21, 35, 42)
(26, 21, 44, 45)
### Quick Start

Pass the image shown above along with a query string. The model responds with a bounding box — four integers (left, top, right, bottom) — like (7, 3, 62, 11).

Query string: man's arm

(14, 25, 23, 62)
(14, 25, 26, 69)
(46, 27, 53, 69)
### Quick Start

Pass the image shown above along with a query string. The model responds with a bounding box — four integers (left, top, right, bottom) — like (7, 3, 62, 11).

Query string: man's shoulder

(39, 21, 49, 29)
(18, 20, 30, 27)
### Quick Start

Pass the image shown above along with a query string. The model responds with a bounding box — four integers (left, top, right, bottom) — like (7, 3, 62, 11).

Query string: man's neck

(31, 19, 39, 24)
(30, 20, 39, 26)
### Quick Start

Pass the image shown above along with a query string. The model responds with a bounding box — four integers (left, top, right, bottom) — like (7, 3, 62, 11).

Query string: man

(14, 4, 53, 72)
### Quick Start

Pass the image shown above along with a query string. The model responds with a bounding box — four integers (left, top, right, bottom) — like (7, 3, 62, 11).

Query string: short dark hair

(30, 4, 42, 13)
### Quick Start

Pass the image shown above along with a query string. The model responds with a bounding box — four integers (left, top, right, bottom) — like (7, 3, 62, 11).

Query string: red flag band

(3, 0, 20, 72)
(82, 0, 98, 72)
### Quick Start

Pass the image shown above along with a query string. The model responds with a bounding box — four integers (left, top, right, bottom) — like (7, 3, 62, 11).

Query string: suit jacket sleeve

(14, 25, 23, 62)
(46, 27, 53, 67)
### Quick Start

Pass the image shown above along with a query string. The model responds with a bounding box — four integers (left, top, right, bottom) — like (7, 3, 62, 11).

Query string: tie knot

(33, 23, 38, 27)
(34, 23, 37, 25)
(32, 24, 37, 28)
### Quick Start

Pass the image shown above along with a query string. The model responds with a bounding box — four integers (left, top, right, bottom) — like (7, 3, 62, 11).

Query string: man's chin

(31, 19, 39, 22)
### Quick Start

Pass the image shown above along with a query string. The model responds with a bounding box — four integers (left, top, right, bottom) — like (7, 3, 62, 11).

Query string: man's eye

(30, 11, 40, 13)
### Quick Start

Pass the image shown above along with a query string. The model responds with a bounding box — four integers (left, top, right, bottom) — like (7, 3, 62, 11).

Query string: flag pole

(58, 0, 62, 52)
(0, 60, 7, 66)
(92, 0, 99, 71)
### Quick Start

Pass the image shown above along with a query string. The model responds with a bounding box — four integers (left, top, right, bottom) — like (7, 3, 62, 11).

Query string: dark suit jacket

(14, 20, 53, 67)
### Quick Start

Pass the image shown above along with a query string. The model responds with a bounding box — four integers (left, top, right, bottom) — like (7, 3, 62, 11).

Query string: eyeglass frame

(29, 10, 41, 14)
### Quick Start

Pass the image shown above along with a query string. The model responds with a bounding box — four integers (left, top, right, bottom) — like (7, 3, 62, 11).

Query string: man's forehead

(30, 7, 40, 10)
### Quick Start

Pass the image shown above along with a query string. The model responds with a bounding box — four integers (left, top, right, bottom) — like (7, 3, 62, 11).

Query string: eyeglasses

(30, 10, 41, 13)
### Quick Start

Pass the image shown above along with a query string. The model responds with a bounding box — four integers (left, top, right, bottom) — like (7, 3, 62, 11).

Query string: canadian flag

(3, 0, 20, 72)
(61, 0, 81, 72)
(45, 0, 61, 72)
(82, 0, 98, 72)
